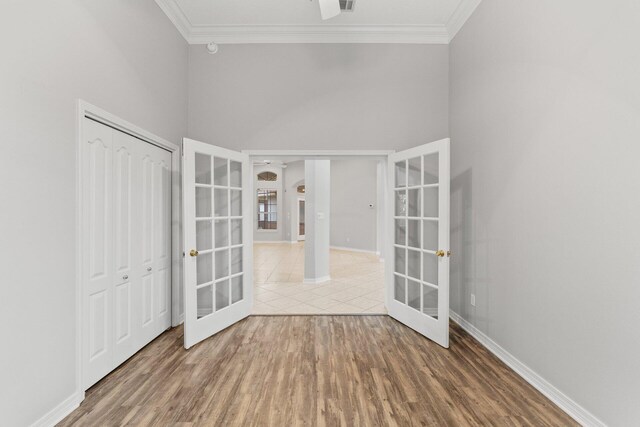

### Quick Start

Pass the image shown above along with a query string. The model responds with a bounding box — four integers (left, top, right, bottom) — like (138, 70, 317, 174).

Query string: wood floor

(60, 317, 576, 426)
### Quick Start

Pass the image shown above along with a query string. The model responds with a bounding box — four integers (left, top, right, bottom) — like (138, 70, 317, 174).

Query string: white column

(304, 160, 331, 284)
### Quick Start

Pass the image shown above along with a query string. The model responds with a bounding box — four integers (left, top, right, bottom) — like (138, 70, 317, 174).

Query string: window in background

(257, 171, 277, 182)
(257, 189, 277, 230)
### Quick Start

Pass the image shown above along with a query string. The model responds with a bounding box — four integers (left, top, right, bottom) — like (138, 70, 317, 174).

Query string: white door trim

(75, 100, 181, 404)
(242, 149, 394, 157)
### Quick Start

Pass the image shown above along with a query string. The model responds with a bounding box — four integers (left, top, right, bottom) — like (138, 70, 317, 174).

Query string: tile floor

(252, 242, 386, 314)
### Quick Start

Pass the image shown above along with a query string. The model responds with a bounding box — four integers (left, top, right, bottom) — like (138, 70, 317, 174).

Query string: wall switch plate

(471, 294, 476, 307)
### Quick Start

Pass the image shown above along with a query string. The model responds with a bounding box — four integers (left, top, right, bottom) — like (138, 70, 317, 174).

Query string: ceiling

(155, 0, 481, 44)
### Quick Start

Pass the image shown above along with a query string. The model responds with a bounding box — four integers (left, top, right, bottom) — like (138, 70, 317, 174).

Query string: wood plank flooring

(60, 316, 577, 426)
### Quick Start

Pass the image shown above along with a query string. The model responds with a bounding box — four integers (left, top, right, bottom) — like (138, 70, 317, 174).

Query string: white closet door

(112, 130, 137, 366)
(138, 141, 172, 345)
(83, 118, 172, 389)
(139, 147, 156, 344)
(153, 145, 172, 336)
(83, 119, 115, 388)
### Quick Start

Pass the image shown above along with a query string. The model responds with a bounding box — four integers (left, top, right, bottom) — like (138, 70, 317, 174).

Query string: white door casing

(183, 138, 253, 349)
(386, 138, 450, 348)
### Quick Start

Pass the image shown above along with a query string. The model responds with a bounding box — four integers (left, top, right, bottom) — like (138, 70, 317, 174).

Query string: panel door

(183, 138, 252, 349)
(387, 139, 450, 348)
(83, 118, 173, 389)
(82, 118, 114, 388)
(137, 141, 172, 345)
(111, 130, 137, 366)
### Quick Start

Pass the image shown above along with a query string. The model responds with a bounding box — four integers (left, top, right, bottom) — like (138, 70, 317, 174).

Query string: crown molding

(189, 25, 449, 44)
(446, 0, 482, 42)
(156, 0, 481, 45)
(155, 0, 191, 41)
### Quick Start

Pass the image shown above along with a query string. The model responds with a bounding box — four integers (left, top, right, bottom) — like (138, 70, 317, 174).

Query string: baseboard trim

(254, 240, 295, 244)
(330, 245, 378, 255)
(172, 312, 184, 327)
(303, 275, 331, 284)
(30, 391, 83, 427)
(449, 311, 606, 427)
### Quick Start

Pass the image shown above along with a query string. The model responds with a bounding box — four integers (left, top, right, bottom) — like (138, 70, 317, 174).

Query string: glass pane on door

(422, 285, 438, 319)
(195, 153, 211, 185)
(197, 285, 213, 318)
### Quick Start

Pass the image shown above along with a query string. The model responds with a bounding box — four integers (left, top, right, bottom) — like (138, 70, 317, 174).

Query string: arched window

(257, 171, 277, 181)
(297, 185, 306, 194)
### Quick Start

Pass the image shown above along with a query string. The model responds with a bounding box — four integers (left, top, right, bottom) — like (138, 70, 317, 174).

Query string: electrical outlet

(470, 294, 476, 307)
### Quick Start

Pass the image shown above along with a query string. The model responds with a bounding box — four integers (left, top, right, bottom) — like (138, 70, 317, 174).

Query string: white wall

(449, 1, 640, 426)
(187, 44, 449, 151)
(330, 159, 378, 252)
(0, 1, 187, 425)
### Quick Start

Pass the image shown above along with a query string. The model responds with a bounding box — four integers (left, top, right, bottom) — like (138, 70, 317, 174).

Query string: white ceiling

(155, 0, 481, 44)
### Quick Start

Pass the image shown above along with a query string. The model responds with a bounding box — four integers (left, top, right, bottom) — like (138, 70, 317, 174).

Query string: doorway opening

(250, 155, 388, 315)
(183, 141, 450, 350)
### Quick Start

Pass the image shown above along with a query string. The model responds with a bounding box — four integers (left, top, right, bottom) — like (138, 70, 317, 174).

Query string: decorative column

(304, 160, 331, 283)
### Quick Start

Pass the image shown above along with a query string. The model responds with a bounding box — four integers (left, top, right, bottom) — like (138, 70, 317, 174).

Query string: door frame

(75, 100, 181, 402)
(243, 150, 393, 247)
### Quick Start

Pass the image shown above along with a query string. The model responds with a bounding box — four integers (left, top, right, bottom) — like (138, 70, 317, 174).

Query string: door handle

(436, 250, 446, 257)
(190, 249, 199, 257)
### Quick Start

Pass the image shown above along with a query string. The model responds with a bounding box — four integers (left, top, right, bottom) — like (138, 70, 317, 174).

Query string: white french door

(183, 138, 253, 349)
(386, 138, 450, 348)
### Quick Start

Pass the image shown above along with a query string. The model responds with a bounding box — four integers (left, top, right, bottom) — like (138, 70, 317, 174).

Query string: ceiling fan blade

(318, 0, 341, 20)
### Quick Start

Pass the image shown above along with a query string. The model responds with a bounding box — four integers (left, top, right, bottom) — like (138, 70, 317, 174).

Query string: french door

(183, 138, 253, 349)
(386, 139, 450, 348)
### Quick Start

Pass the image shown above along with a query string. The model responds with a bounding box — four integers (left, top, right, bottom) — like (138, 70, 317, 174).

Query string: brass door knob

(190, 249, 199, 257)
(436, 250, 446, 257)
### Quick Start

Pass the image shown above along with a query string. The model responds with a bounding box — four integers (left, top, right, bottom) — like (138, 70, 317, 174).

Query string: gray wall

(449, 1, 640, 425)
(188, 44, 449, 151)
(0, 1, 187, 425)
(330, 159, 378, 252)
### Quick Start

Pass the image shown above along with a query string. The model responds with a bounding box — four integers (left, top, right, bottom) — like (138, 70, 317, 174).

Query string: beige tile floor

(252, 242, 386, 314)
